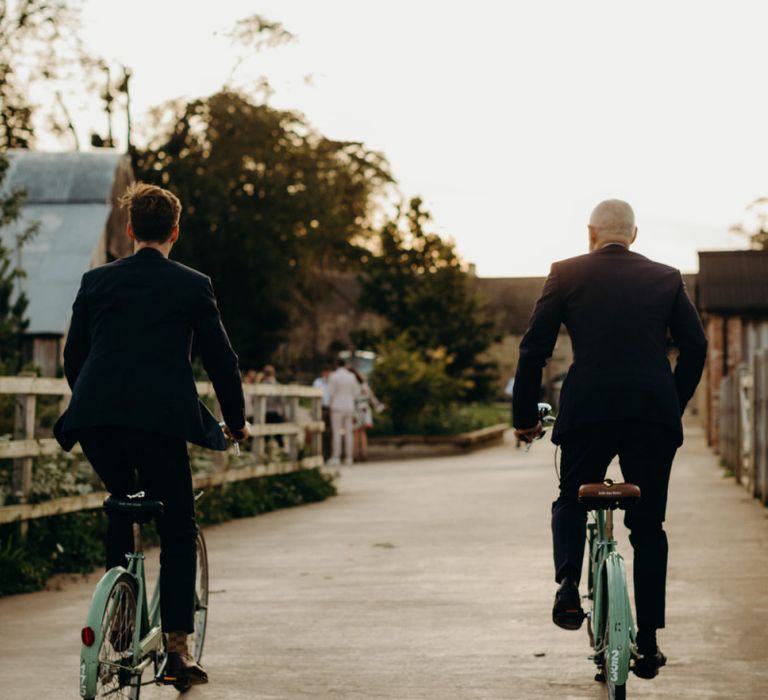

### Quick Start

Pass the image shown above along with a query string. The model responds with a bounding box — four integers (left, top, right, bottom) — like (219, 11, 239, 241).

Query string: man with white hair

(512, 199, 707, 680)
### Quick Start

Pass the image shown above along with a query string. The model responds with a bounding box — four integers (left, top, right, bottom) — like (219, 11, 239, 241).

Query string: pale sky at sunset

(64, 0, 767, 276)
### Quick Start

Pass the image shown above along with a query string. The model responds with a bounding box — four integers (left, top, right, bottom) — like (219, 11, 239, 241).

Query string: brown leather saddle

(577, 480, 641, 510)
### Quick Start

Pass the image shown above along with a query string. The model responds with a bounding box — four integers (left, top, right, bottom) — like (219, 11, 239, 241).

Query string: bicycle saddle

(103, 494, 165, 523)
(577, 481, 641, 510)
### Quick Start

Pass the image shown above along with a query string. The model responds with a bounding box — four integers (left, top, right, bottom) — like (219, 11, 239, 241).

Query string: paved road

(1, 423, 767, 699)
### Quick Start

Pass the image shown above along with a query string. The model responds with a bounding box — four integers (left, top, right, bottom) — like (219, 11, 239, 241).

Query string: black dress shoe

(633, 647, 667, 679)
(552, 578, 584, 630)
(162, 652, 209, 685)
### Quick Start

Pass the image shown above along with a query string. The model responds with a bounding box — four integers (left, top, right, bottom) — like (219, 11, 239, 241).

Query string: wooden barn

(1, 150, 134, 376)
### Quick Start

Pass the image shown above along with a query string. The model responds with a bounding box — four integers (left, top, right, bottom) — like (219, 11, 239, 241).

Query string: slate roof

(697, 250, 768, 313)
(1, 150, 129, 334)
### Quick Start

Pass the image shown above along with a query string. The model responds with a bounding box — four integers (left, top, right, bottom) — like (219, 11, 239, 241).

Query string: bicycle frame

(79, 523, 163, 698)
(587, 508, 636, 687)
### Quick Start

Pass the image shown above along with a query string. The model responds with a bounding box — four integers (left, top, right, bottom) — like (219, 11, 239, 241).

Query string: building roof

(1, 150, 130, 334)
(697, 250, 768, 313)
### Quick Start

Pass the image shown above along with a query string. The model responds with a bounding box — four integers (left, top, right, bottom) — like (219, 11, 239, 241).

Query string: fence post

(252, 395, 266, 463)
(755, 350, 768, 504)
(12, 383, 37, 539)
(285, 396, 299, 462)
(311, 396, 323, 460)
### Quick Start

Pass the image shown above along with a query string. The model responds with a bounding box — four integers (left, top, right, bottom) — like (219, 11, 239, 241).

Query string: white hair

(588, 199, 636, 242)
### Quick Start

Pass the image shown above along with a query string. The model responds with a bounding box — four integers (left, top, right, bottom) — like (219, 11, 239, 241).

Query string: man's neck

(134, 242, 172, 258)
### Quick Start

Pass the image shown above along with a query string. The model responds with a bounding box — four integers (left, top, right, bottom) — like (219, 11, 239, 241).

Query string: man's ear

(169, 225, 180, 244)
(126, 222, 136, 242)
(630, 227, 638, 244)
(588, 225, 597, 250)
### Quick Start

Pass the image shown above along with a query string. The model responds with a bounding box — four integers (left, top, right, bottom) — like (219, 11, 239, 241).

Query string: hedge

(0, 468, 336, 597)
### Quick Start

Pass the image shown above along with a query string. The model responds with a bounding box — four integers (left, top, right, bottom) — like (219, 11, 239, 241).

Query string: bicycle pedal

(157, 673, 182, 686)
(594, 671, 606, 683)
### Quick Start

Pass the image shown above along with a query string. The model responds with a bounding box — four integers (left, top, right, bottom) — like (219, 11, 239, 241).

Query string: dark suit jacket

(512, 245, 707, 446)
(54, 247, 245, 451)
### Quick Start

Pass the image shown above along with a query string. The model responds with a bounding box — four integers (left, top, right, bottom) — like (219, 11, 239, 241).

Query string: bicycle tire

(191, 530, 209, 663)
(603, 617, 627, 700)
(90, 572, 142, 699)
(601, 562, 629, 700)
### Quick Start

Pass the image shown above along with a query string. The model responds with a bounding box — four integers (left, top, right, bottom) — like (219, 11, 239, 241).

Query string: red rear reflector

(81, 626, 96, 646)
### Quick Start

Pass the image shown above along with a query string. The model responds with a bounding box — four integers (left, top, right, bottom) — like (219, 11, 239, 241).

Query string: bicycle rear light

(81, 626, 95, 647)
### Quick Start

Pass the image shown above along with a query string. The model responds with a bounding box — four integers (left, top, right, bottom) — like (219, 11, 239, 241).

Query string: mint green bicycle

(579, 480, 641, 700)
(78, 492, 209, 698)
(533, 404, 641, 699)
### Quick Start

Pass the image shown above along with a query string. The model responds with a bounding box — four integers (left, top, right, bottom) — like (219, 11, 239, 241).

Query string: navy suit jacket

(512, 245, 707, 446)
(54, 248, 245, 451)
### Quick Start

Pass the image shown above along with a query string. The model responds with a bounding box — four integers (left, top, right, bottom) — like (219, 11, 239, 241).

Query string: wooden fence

(0, 376, 325, 525)
(718, 350, 768, 505)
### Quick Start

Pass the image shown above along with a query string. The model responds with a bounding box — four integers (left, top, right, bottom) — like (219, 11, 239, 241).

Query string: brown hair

(119, 182, 182, 243)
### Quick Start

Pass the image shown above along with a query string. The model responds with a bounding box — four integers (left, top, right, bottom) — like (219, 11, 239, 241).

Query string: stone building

(1, 150, 134, 376)
(695, 250, 768, 447)
(473, 276, 572, 403)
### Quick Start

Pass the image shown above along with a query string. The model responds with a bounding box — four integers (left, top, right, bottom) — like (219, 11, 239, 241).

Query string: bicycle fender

(603, 552, 633, 686)
(79, 566, 133, 698)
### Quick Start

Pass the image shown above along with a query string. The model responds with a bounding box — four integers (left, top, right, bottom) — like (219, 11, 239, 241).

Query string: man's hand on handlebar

(514, 421, 544, 444)
(222, 422, 252, 442)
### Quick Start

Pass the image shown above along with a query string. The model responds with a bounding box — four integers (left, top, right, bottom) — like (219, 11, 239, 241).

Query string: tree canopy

(132, 90, 392, 369)
(0, 0, 93, 149)
(0, 154, 36, 371)
(358, 198, 500, 396)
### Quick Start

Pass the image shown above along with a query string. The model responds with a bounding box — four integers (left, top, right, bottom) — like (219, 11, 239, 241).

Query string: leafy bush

(369, 334, 468, 435)
(0, 468, 336, 597)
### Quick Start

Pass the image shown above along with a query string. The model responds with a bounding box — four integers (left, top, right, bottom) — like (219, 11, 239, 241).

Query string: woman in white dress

(350, 367, 382, 461)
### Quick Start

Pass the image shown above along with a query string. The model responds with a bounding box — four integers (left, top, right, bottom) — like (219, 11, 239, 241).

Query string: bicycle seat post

(605, 508, 614, 540)
(132, 521, 143, 555)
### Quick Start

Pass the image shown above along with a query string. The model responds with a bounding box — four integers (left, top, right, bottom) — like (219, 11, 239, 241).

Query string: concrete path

(1, 423, 767, 699)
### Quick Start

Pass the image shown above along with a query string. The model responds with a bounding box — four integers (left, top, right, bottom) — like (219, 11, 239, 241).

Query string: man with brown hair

(55, 182, 250, 686)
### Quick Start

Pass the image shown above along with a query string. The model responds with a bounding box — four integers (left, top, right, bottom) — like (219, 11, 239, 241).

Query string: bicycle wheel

(191, 530, 209, 662)
(91, 573, 142, 699)
(601, 575, 627, 700)
(602, 625, 627, 700)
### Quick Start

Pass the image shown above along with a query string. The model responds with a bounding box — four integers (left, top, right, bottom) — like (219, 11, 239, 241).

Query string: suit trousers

(552, 421, 677, 631)
(331, 409, 354, 461)
(78, 426, 198, 633)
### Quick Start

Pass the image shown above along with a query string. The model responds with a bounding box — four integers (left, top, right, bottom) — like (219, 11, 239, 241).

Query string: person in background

(350, 366, 383, 462)
(243, 368, 260, 424)
(261, 364, 285, 448)
(313, 366, 332, 460)
(327, 358, 358, 466)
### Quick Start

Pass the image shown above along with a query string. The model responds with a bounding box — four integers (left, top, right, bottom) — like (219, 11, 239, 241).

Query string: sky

(63, 0, 768, 276)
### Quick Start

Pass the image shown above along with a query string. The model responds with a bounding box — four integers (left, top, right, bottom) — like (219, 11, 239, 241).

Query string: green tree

(368, 334, 466, 435)
(359, 198, 500, 398)
(0, 0, 93, 149)
(0, 154, 35, 371)
(132, 90, 391, 368)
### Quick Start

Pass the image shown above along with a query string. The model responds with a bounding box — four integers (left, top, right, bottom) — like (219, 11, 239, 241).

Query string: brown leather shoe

(162, 652, 209, 686)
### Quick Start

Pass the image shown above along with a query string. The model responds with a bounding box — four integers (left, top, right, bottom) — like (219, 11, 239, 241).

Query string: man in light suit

(327, 358, 359, 465)
(55, 183, 249, 685)
(512, 200, 707, 679)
